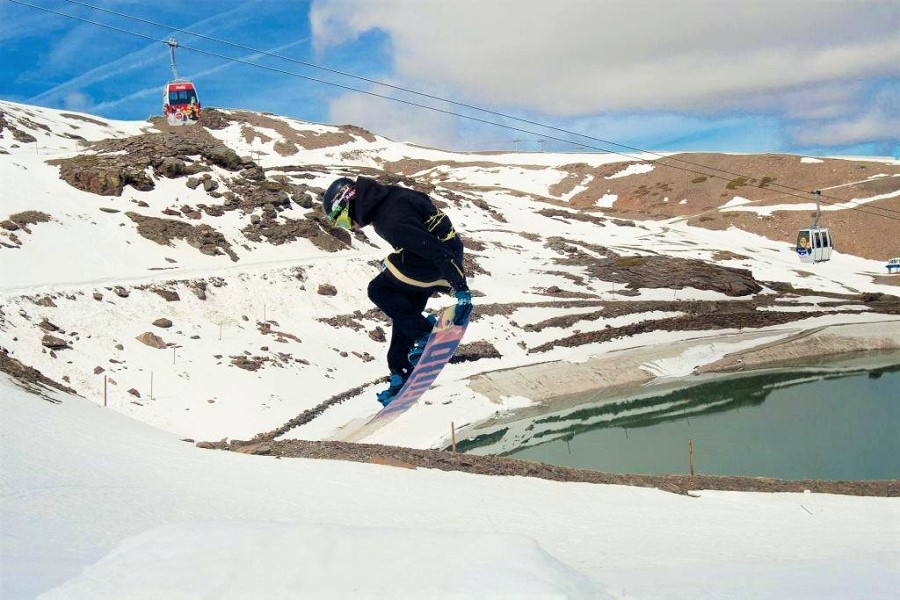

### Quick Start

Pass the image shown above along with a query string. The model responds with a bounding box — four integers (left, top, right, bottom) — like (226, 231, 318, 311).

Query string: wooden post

(173, 347, 176, 365)
(104, 375, 107, 407)
(689, 439, 695, 476)
(150, 372, 154, 401)
(451, 422, 457, 453)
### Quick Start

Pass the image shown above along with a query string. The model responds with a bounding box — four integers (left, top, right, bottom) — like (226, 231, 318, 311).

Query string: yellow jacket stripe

(384, 255, 451, 288)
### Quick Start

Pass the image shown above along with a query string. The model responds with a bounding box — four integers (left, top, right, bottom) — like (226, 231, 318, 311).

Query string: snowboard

(340, 304, 468, 442)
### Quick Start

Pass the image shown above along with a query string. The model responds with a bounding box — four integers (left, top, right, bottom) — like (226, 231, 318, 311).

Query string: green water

(507, 364, 899, 480)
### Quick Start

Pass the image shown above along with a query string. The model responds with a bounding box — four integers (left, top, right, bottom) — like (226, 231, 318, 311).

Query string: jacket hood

(350, 177, 390, 227)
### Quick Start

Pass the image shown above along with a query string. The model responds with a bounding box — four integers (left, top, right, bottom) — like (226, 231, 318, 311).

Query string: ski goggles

(326, 184, 356, 230)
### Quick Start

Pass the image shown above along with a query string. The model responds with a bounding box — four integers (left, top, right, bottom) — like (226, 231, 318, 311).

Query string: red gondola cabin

(163, 81, 200, 126)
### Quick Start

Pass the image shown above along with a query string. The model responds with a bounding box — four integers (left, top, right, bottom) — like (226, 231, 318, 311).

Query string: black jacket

(350, 177, 467, 291)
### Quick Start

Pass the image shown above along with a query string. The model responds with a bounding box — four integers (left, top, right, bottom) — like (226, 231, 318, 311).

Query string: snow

(721, 195, 753, 209)
(4, 378, 898, 599)
(2, 101, 900, 598)
(596, 192, 618, 208)
(605, 162, 654, 179)
(801, 157, 824, 163)
(41, 522, 596, 600)
(725, 187, 900, 217)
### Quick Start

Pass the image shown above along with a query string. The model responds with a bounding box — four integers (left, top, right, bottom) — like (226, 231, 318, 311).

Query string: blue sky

(2, 0, 897, 157)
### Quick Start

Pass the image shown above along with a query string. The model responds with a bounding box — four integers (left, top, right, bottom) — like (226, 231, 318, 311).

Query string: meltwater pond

(461, 358, 899, 481)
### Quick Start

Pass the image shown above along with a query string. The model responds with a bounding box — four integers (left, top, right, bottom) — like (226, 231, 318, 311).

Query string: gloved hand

(453, 288, 473, 326)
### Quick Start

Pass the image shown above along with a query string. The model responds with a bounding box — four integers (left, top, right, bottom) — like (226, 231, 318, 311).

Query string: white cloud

(311, 0, 900, 115)
(329, 87, 460, 148)
(788, 86, 900, 146)
(310, 0, 900, 149)
(62, 91, 92, 112)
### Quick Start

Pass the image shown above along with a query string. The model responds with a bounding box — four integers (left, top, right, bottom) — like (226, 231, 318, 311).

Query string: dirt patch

(214, 110, 364, 153)
(59, 113, 108, 127)
(208, 438, 898, 497)
(873, 275, 900, 287)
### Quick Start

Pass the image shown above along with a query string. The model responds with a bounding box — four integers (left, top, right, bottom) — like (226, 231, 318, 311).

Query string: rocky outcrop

(546, 240, 763, 297)
(126, 212, 238, 261)
(52, 132, 247, 196)
(587, 255, 762, 297)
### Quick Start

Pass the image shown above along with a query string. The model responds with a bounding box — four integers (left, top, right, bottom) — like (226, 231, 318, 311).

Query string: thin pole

(689, 439, 695, 476)
(104, 375, 107, 407)
(451, 422, 457, 453)
(167, 38, 179, 79)
(811, 189, 822, 228)
(151, 372, 154, 401)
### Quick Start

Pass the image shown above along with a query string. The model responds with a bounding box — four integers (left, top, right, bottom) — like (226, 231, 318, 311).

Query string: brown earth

(208, 438, 899, 498)
(384, 151, 900, 262)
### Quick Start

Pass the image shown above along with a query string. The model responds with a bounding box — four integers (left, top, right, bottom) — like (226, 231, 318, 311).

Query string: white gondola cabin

(796, 227, 833, 263)
(795, 190, 834, 263)
(887, 258, 900, 274)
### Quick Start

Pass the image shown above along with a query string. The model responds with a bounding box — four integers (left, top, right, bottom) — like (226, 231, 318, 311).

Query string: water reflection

(456, 361, 899, 480)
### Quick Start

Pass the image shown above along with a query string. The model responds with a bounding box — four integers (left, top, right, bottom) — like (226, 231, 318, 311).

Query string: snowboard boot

(376, 372, 407, 406)
(407, 314, 438, 368)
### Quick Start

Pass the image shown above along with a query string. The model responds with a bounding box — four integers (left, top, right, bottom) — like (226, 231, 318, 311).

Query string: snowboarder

(321, 176, 472, 405)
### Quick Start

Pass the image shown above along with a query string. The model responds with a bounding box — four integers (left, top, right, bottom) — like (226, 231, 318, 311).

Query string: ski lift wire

(54, 0, 900, 215)
(10, 0, 900, 223)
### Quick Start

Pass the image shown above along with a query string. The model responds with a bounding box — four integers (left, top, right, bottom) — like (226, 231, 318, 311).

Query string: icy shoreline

(468, 318, 900, 406)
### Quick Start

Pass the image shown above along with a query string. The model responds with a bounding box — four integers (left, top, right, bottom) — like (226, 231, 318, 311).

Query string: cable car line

(9, 0, 900, 225)
(51, 0, 900, 217)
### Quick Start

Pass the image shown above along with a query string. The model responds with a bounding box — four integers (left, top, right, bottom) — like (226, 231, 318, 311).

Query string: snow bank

(40, 521, 597, 599)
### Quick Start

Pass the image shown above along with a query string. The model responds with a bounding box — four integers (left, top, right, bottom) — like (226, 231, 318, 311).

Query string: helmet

(322, 177, 356, 229)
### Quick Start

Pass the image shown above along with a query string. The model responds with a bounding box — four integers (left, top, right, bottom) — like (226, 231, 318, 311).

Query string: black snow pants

(367, 271, 436, 377)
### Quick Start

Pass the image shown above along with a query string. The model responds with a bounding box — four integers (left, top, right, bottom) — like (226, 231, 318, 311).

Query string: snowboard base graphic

(339, 304, 468, 443)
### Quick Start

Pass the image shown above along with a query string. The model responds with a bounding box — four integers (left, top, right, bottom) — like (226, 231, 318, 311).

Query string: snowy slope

(3, 378, 898, 599)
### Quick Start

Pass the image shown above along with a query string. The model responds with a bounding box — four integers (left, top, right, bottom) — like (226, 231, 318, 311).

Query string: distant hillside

(1, 100, 898, 445)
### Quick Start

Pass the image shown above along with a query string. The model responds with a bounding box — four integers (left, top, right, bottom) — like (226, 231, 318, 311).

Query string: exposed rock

(128, 388, 141, 398)
(152, 289, 180, 302)
(453, 341, 502, 363)
(153, 318, 173, 328)
(317, 283, 338, 296)
(41, 334, 70, 350)
(156, 157, 186, 178)
(231, 355, 267, 371)
(369, 326, 386, 343)
(93, 292, 103, 301)
(38, 318, 59, 332)
(0, 347, 76, 396)
(126, 212, 238, 261)
(31, 296, 56, 307)
(114, 287, 129, 298)
(190, 281, 208, 300)
(135, 331, 166, 349)
(94, 366, 105, 375)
